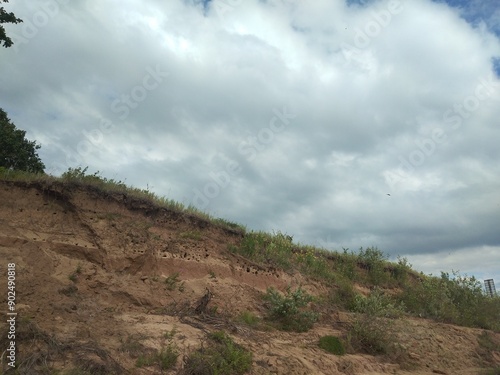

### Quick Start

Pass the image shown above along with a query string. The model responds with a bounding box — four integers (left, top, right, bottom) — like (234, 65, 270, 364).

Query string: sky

(1, 0, 499, 285)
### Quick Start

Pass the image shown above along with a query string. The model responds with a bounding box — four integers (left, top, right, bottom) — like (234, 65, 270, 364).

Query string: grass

(353, 288, 405, 318)
(347, 316, 391, 355)
(2, 167, 499, 334)
(119, 330, 179, 372)
(0, 166, 246, 234)
(68, 264, 82, 283)
(181, 331, 252, 375)
(318, 336, 345, 355)
(180, 230, 203, 241)
(237, 311, 260, 327)
(135, 345, 178, 371)
(477, 331, 500, 365)
(165, 272, 185, 292)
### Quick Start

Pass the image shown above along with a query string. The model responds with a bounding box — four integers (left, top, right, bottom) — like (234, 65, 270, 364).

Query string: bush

(397, 271, 500, 330)
(329, 276, 357, 310)
(181, 331, 252, 375)
(233, 231, 294, 271)
(347, 316, 391, 355)
(264, 286, 318, 332)
(353, 288, 405, 318)
(318, 336, 345, 355)
(357, 247, 388, 285)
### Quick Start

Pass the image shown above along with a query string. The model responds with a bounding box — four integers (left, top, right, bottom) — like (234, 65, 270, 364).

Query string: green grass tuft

(318, 335, 345, 355)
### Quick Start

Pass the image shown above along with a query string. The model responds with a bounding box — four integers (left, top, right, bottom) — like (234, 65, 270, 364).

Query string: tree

(1, 0, 23, 48)
(0, 108, 45, 173)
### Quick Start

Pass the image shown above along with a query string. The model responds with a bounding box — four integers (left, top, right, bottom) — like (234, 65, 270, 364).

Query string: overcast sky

(1, 0, 499, 285)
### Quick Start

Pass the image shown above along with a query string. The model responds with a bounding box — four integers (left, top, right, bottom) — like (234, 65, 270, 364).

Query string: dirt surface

(0, 180, 499, 374)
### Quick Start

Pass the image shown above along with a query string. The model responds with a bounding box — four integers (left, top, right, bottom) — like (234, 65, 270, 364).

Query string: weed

(477, 331, 500, 364)
(353, 288, 405, 318)
(165, 273, 184, 291)
(122, 331, 178, 372)
(357, 247, 389, 286)
(263, 286, 318, 332)
(237, 311, 260, 327)
(391, 256, 412, 284)
(209, 270, 216, 279)
(346, 316, 392, 355)
(163, 326, 177, 340)
(397, 271, 500, 330)
(135, 344, 178, 371)
(119, 334, 148, 357)
(212, 217, 246, 233)
(181, 331, 252, 375)
(329, 276, 357, 311)
(318, 335, 345, 355)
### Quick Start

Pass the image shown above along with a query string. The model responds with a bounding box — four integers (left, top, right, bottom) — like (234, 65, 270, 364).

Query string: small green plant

(68, 264, 82, 283)
(353, 288, 405, 318)
(181, 331, 252, 375)
(357, 247, 389, 285)
(136, 344, 178, 371)
(263, 286, 318, 332)
(237, 311, 260, 327)
(318, 335, 345, 355)
(209, 270, 216, 279)
(164, 326, 177, 340)
(347, 316, 392, 355)
(329, 275, 357, 310)
(165, 273, 184, 291)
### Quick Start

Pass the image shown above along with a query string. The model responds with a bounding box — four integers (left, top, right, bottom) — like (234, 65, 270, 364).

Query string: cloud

(1, 0, 499, 281)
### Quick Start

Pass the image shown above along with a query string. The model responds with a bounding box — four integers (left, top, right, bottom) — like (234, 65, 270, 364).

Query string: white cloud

(1, 0, 499, 280)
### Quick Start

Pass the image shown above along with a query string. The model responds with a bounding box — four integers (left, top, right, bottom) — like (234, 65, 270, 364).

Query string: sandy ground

(0, 180, 498, 374)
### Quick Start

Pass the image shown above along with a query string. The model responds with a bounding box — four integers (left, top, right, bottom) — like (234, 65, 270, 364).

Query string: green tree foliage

(1, 0, 23, 48)
(0, 108, 45, 173)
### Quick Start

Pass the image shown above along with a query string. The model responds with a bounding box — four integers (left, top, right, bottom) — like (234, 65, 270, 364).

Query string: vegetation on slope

(1, 167, 498, 333)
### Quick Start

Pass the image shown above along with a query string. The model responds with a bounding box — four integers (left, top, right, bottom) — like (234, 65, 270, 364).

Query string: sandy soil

(0, 180, 498, 374)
